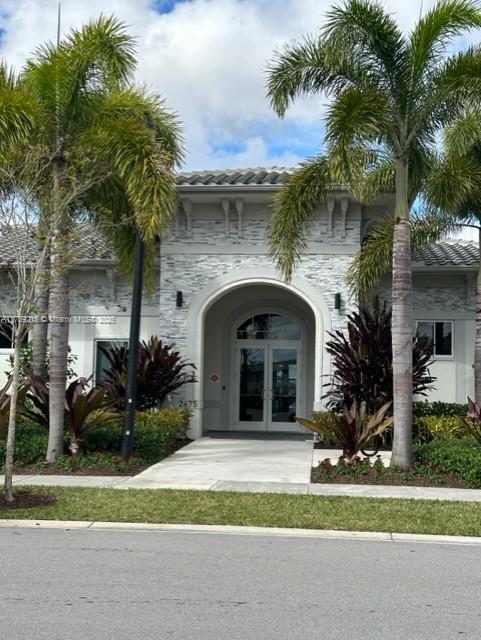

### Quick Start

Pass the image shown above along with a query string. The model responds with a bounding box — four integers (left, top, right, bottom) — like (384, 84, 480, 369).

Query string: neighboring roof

(0, 224, 113, 265)
(413, 240, 479, 268)
(176, 166, 294, 187)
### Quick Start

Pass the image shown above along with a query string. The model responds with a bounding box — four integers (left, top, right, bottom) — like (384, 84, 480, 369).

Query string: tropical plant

(460, 397, 481, 444)
(266, 0, 481, 468)
(0, 16, 184, 462)
(297, 401, 393, 464)
(99, 336, 197, 411)
(64, 378, 119, 454)
(324, 299, 436, 412)
(23, 376, 118, 454)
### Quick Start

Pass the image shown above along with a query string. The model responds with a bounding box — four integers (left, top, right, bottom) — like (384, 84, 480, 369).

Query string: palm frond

(266, 36, 329, 117)
(0, 63, 36, 144)
(268, 156, 332, 281)
(443, 109, 481, 156)
(322, 0, 408, 98)
(347, 209, 463, 296)
(325, 86, 391, 149)
(408, 0, 481, 84)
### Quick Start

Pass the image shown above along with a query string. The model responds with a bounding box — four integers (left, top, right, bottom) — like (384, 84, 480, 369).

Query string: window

(416, 321, 453, 356)
(95, 339, 128, 383)
(0, 320, 14, 350)
(0, 320, 28, 350)
(236, 313, 302, 341)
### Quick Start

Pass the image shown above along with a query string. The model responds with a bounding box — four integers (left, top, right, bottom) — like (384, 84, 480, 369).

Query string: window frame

(0, 320, 29, 354)
(415, 320, 454, 359)
(93, 338, 129, 385)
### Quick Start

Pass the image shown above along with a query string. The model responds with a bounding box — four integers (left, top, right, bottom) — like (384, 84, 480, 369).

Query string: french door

(234, 342, 302, 432)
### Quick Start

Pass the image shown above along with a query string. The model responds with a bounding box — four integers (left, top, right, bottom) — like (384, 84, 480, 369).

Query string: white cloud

(0, 0, 478, 169)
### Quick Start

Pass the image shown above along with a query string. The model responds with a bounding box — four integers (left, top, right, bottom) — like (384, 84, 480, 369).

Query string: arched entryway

(184, 269, 331, 439)
(201, 284, 318, 435)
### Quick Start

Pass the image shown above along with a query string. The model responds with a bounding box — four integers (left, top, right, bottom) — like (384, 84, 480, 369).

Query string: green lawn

(1, 487, 481, 536)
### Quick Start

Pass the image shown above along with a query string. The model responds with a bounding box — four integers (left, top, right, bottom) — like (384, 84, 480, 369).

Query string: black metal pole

(121, 228, 144, 459)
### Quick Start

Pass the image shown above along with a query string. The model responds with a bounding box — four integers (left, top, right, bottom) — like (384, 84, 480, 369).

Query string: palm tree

(350, 109, 481, 402)
(266, 0, 481, 468)
(3, 16, 183, 462)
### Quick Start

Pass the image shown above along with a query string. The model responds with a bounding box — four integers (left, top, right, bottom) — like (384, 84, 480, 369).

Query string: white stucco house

(0, 167, 477, 439)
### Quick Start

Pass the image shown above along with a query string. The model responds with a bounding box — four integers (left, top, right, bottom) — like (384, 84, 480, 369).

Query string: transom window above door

(236, 313, 302, 341)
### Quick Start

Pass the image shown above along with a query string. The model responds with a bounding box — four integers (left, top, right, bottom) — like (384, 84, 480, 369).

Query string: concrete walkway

(119, 436, 315, 491)
(3, 436, 481, 501)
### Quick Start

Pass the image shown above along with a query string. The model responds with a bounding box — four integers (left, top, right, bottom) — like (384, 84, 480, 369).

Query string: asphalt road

(1, 527, 480, 639)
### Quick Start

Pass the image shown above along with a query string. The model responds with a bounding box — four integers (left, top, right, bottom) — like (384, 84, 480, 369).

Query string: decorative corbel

(327, 198, 335, 238)
(340, 198, 349, 239)
(180, 198, 192, 235)
(221, 199, 231, 234)
(235, 198, 244, 233)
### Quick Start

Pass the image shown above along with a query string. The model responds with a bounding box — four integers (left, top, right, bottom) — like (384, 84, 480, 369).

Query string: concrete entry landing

(119, 435, 314, 491)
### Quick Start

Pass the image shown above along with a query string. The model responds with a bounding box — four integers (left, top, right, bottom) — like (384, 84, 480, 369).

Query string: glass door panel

(270, 348, 298, 426)
(238, 348, 266, 425)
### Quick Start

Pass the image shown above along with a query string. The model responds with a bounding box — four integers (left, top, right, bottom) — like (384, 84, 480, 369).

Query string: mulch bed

(310, 466, 470, 488)
(9, 438, 193, 477)
(0, 491, 57, 509)
(13, 463, 149, 476)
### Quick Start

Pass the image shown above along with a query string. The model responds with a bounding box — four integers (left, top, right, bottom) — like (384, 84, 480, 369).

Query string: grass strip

(1, 487, 481, 537)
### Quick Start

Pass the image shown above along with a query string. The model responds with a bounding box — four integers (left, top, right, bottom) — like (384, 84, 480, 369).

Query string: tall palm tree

(351, 109, 481, 402)
(266, 0, 481, 468)
(4, 16, 183, 462)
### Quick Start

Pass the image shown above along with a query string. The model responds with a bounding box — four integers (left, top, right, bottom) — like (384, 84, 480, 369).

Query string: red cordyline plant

(460, 398, 481, 445)
(23, 376, 117, 454)
(324, 299, 436, 413)
(98, 336, 197, 411)
(297, 401, 394, 465)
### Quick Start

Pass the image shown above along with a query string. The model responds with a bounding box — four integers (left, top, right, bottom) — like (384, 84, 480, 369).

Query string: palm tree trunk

(474, 228, 481, 403)
(390, 158, 413, 469)
(46, 156, 69, 463)
(32, 239, 50, 382)
(4, 327, 23, 503)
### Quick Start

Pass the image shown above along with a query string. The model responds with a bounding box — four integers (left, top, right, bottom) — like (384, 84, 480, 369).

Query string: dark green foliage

(53, 452, 142, 474)
(324, 299, 436, 412)
(315, 457, 445, 485)
(415, 438, 481, 488)
(99, 336, 197, 411)
(0, 418, 48, 468)
(413, 401, 467, 418)
(83, 407, 191, 462)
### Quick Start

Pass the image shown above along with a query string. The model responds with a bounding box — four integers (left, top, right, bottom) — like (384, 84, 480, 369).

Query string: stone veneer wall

(158, 199, 361, 355)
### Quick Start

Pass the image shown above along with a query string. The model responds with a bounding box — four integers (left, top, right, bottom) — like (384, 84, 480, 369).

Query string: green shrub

(413, 401, 467, 419)
(134, 407, 191, 463)
(83, 406, 191, 462)
(415, 438, 481, 488)
(0, 418, 48, 468)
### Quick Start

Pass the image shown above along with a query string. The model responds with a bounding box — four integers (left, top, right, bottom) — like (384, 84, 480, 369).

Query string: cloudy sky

(0, 0, 478, 172)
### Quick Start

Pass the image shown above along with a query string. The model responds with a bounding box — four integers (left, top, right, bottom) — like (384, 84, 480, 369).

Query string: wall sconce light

(176, 291, 183, 308)
(334, 293, 341, 310)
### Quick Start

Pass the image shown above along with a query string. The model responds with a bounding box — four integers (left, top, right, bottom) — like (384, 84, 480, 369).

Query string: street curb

(1, 519, 481, 545)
